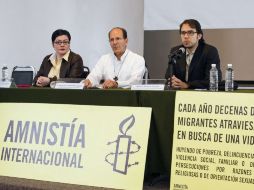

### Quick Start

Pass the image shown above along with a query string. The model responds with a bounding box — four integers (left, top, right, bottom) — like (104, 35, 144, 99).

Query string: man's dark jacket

(165, 42, 222, 89)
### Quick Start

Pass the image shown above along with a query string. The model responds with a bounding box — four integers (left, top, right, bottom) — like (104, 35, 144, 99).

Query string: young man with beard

(165, 19, 222, 89)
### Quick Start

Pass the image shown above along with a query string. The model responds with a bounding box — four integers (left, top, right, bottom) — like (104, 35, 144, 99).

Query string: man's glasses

(54, 41, 70, 45)
(180, 30, 197, 36)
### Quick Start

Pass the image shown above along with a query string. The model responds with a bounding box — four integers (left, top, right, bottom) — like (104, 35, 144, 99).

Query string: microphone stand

(167, 54, 177, 90)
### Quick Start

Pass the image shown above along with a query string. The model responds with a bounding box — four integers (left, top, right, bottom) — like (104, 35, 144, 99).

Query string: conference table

(1, 87, 252, 189)
(0, 87, 175, 189)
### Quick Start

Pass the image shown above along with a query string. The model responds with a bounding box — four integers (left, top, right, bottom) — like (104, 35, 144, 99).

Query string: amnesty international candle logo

(105, 114, 141, 175)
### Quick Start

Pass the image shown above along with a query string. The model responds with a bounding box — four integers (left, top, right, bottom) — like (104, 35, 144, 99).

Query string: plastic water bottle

(209, 64, 218, 91)
(2, 64, 9, 81)
(225, 64, 234, 91)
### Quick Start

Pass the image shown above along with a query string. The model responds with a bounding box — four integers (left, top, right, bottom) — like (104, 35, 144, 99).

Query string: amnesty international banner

(170, 91, 254, 190)
(0, 103, 151, 190)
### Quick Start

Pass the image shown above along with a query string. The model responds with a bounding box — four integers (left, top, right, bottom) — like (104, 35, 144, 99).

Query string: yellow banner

(170, 91, 254, 190)
(0, 103, 151, 190)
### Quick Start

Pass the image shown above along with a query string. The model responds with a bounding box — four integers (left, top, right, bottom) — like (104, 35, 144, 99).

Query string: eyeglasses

(54, 41, 70, 45)
(180, 30, 197, 36)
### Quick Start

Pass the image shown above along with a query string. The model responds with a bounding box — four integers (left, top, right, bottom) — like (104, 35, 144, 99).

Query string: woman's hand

(36, 76, 50, 87)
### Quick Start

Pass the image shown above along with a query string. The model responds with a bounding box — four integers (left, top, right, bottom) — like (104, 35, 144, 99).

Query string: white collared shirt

(87, 49, 145, 87)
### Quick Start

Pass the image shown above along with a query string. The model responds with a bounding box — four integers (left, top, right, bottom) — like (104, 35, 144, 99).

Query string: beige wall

(144, 29, 254, 81)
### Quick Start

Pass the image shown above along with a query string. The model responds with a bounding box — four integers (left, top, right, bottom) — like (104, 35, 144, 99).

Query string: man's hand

(102, 79, 118, 89)
(170, 75, 189, 89)
(83, 79, 92, 88)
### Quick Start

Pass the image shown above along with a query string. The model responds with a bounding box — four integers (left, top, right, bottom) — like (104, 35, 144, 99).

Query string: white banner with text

(170, 91, 254, 190)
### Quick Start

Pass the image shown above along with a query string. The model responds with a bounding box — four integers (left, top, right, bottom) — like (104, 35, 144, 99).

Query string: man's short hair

(179, 19, 204, 43)
(51, 29, 71, 42)
(108, 27, 127, 39)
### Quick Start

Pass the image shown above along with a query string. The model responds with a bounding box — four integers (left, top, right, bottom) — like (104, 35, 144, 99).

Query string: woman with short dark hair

(34, 29, 84, 87)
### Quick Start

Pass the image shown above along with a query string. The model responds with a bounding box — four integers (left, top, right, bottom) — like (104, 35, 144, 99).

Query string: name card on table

(131, 84, 164, 91)
(54, 82, 84, 89)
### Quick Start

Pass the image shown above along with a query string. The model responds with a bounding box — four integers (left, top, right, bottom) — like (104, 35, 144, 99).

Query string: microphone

(167, 47, 185, 89)
(169, 47, 185, 59)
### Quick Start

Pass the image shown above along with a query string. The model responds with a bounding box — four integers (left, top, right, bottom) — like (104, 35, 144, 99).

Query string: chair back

(11, 66, 36, 88)
(81, 66, 90, 78)
(143, 66, 149, 80)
